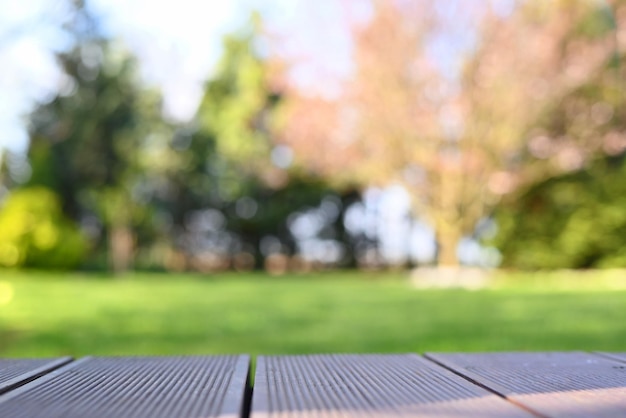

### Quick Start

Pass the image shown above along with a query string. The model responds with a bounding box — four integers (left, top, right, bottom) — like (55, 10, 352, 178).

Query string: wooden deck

(0, 352, 625, 417)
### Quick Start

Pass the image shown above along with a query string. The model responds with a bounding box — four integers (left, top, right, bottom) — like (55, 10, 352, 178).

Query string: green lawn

(1, 270, 625, 357)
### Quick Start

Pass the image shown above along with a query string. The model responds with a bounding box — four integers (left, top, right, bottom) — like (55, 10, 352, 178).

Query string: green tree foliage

(0, 187, 86, 269)
(223, 175, 347, 267)
(163, 15, 282, 224)
(165, 15, 327, 268)
(195, 14, 280, 176)
(493, 155, 626, 269)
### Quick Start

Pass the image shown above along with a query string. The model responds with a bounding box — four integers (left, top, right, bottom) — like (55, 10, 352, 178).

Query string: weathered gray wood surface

(0, 355, 249, 418)
(252, 354, 534, 417)
(427, 352, 626, 418)
(596, 352, 626, 363)
(1, 352, 625, 417)
(0, 357, 71, 395)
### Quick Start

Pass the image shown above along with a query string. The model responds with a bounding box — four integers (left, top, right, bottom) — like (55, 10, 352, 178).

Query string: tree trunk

(435, 216, 462, 267)
(109, 225, 134, 274)
(437, 229, 460, 267)
(434, 167, 463, 267)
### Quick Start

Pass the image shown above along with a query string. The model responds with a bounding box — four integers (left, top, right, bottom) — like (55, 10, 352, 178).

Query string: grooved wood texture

(0, 357, 71, 395)
(595, 352, 626, 363)
(427, 352, 626, 418)
(0, 355, 249, 418)
(252, 354, 534, 417)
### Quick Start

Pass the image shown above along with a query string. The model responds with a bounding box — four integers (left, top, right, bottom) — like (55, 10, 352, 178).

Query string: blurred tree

(278, 0, 620, 267)
(195, 13, 284, 184)
(493, 0, 626, 269)
(493, 154, 626, 269)
(13, 1, 172, 273)
(222, 175, 353, 269)
(166, 14, 317, 269)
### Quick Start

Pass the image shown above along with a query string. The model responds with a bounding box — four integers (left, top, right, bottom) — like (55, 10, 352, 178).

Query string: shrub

(492, 156, 626, 269)
(0, 187, 87, 269)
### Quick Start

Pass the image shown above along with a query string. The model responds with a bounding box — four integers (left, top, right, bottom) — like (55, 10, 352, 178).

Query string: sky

(0, 0, 353, 153)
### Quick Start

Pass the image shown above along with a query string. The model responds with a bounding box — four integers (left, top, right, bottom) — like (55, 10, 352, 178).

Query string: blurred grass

(0, 270, 625, 357)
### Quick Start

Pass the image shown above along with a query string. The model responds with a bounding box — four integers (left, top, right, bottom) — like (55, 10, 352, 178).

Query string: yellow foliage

(0, 244, 21, 267)
(0, 281, 13, 306)
(33, 221, 59, 250)
(0, 187, 86, 269)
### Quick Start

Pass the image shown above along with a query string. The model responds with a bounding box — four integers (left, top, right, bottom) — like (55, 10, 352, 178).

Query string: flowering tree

(277, 0, 620, 266)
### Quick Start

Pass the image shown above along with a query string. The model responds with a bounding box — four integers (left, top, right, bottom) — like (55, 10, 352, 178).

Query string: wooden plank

(427, 352, 626, 418)
(594, 352, 626, 363)
(252, 354, 534, 417)
(0, 357, 72, 395)
(0, 355, 250, 418)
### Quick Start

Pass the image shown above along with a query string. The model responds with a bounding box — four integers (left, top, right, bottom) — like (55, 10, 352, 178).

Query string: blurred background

(1, 0, 625, 273)
(1, 0, 626, 357)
